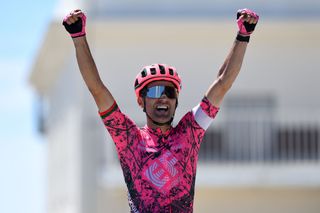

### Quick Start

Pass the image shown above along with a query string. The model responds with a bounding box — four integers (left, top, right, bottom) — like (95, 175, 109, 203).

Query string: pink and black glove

(236, 8, 259, 42)
(62, 10, 86, 38)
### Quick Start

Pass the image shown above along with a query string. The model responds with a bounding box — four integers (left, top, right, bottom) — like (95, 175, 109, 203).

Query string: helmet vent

(141, 69, 147, 77)
(159, 65, 166, 74)
(169, 68, 174, 75)
(150, 68, 156, 75)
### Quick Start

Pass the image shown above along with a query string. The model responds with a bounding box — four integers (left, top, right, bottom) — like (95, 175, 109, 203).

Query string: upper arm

(91, 85, 116, 113)
(206, 41, 248, 107)
(205, 77, 229, 107)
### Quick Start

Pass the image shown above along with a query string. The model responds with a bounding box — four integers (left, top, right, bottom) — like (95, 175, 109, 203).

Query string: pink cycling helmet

(134, 64, 182, 98)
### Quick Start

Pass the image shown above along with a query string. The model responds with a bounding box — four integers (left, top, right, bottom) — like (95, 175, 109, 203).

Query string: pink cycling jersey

(100, 97, 219, 213)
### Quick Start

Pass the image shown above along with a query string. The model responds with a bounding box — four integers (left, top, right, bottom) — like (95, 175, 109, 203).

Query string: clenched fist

(236, 8, 259, 42)
(62, 9, 87, 38)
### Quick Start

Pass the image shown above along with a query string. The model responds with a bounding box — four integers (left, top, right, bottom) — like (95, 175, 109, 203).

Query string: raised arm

(63, 10, 115, 112)
(205, 9, 259, 107)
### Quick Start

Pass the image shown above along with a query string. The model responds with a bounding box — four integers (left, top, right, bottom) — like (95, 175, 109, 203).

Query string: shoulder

(99, 102, 137, 130)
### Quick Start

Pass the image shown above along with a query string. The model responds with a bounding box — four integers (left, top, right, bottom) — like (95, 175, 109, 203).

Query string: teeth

(156, 105, 168, 110)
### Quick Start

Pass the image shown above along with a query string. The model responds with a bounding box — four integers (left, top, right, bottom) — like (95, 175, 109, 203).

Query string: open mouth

(156, 105, 169, 112)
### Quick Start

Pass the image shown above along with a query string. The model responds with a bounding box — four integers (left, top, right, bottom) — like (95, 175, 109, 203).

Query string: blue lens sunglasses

(143, 85, 178, 99)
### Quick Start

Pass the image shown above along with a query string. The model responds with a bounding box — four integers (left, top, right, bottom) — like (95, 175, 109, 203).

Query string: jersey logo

(144, 151, 179, 193)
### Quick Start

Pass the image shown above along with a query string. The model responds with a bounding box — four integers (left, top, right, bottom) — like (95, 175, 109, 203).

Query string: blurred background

(1, 0, 320, 213)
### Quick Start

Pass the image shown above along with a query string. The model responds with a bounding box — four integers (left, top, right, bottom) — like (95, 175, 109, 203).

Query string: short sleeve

(200, 96, 219, 119)
(99, 101, 139, 152)
(99, 101, 119, 120)
(191, 97, 219, 130)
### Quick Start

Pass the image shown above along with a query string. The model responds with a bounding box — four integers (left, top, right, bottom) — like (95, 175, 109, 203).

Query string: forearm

(73, 37, 103, 92)
(218, 40, 247, 89)
(206, 40, 247, 106)
(73, 36, 114, 111)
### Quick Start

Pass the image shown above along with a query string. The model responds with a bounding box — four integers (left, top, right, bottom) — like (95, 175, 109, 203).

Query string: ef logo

(144, 151, 179, 193)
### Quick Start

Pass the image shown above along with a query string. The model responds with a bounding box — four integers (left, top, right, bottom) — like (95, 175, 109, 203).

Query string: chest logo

(144, 151, 179, 193)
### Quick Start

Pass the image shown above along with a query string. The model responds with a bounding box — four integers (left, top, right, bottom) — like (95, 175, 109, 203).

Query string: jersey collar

(143, 125, 172, 137)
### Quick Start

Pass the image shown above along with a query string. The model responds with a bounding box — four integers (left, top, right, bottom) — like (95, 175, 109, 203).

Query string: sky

(0, 0, 57, 212)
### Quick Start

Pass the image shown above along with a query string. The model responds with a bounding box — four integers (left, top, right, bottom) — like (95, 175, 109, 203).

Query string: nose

(159, 93, 168, 99)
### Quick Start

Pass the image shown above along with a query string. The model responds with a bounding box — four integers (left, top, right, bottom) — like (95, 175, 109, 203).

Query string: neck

(147, 118, 172, 134)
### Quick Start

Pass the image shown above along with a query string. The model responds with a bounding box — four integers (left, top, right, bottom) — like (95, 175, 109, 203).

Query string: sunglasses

(143, 85, 178, 99)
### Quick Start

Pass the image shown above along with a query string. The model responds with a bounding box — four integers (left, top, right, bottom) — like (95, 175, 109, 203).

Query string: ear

(137, 96, 144, 108)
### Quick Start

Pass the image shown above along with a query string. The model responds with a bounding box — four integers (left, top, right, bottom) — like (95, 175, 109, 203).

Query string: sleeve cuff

(99, 101, 118, 119)
(200, 96, 219, 119)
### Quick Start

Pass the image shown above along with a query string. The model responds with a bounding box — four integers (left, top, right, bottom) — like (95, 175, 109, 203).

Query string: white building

(30, 1, 320, 212)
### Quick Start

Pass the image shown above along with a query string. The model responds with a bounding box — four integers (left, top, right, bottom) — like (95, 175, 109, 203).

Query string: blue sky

(0, 0, 56, 212)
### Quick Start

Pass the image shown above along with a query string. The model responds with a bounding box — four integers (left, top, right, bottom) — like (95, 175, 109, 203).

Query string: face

(138, 81, 178, 125)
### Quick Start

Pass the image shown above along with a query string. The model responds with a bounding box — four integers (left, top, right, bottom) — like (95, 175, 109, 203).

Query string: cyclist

(63, 8, 259, 213)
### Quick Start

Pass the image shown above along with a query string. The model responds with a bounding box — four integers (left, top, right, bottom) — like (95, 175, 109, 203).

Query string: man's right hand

(62, 9, 86, 38)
